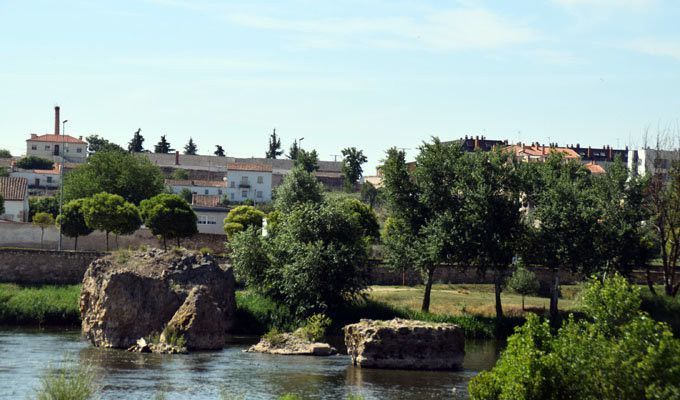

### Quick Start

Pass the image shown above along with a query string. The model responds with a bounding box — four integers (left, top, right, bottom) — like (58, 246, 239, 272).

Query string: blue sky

(1, 0, 679, 172)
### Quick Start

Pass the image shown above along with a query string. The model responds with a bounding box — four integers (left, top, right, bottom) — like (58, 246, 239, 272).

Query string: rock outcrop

(344, 318, 465, 370)
(247, 330, 337, 356)
(80, 248, 236, 350)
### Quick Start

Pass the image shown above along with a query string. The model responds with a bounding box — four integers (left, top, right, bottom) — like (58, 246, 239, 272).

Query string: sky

(1, 0, 679, 172)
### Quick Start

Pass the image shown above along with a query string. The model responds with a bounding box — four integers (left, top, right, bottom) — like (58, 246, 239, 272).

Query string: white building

(226, 163, 273, 203)
(10, 166, 61, 195)
(191, 194, 228, 235)
(165, 179, 227, 197)
(26, 107, 88, 163)
(0, 177, 29, 222)
(628, 148, 680, 178)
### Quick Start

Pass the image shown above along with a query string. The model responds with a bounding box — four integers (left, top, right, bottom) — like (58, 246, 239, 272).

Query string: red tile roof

(192, 194, 221, 207)
(585, 162, 606, 174)
(27, 134, 87, 144)
(165, 179, 226, 188)
(228, 163, 273, 172)
(0, 177, 28, 201)
(504, 144, 580, 159)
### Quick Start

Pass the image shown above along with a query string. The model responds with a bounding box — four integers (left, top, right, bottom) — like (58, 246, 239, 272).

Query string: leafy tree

(266, 129, 283, 159)
(0, 168, 8, 177)
(56, 199, 93, 250)
(506, 264, 540, 310)
(82, 192, 141, 251)
(154, 135, 172, 153)
(295, 149, 319, 172)
(360, 182, 379, 208)
(178, 188, 193, 204)
(32, 212, 54, 248)
(184, 137, 198, 155)
(230, 200, 371, 319)
(214, 145, 225, 157)
(341, 147, 367, 190)
(170, 169, 189, 180)
(223, 205, 265, 239)
(140, 193, 197, 249)
(274, 167, 324, 213)
(0, 149, 11, 158)
(328, 196, 379, 241)
(29, 196, 59, 220)
(287, 140, 300, 160)
(128, 128, 144, 152)
(86, 135, 125, 154)
(16, 156, 53, 170)
(63, 151, 164, 204)
(469, 274, 680, 400)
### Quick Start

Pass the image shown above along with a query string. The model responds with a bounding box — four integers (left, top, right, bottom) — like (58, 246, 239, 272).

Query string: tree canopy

(154, 135, 172, 153)
(287, 140, 300, 160)
(63, 150, 164, 204)
(274, 166, 324, 213)
(0, 149, 11, 158)
(16, 156, 53, 170)
(266, 129, 283, 159)
(223, 205, 265, 239)
(184, 138, 198, 155)
(82, 192, 141, 251)
(341, 147, 367, 188)
(140, 193, 197, 248)
(214, 145, 225, 157)
(86, 135, 125, 154)
(295, 149, 319, 172)
(56, 198, 93, 250)
(128, 128, 144, 152)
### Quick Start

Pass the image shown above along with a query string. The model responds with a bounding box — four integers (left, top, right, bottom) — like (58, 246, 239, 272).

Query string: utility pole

(58, 119, 68, 251)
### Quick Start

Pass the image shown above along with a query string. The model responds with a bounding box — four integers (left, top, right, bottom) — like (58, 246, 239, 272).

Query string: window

(31, 145, 37, 151)
(230, 181, 235, 188)
(204, 189, 209, 195)
(198, 216, 207, 225)
(241, 176, 249, 185)
(76, 148, 82, 153)
(45, 145, 50, 150)
(241, 190, 247, 198)
(230, 193, 235, 200)
(256, 191, 263, 198)
(218, 189, 223, 195)
(47, 177, 53, 183)
(34, 178, 40, 186)
(257, 176, 263, 184)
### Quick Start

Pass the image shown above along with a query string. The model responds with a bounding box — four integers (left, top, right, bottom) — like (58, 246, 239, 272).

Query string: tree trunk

(74, 236, 78, 251)
(522, 295, 525, 311)
(421, 267, 435, 313)
(40, 229, 44, 249)
(115, 234, 119, 250)
(494, 269, 504, 319)
(105, 232, 109, 251)
(550, 268, 560, 321)
(646, 267, 657, 296)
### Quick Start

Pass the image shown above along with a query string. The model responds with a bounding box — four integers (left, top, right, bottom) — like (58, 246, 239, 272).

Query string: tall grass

(0, 283, 80, 325)
(34, 364, 95, 400)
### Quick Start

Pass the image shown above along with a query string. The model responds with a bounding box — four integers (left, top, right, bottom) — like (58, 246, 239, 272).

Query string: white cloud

(629, 38, 680, 60)
(227, 8, 537, 51)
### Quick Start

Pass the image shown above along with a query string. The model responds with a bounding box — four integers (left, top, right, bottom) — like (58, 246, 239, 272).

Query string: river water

(0, 328, 500, 399)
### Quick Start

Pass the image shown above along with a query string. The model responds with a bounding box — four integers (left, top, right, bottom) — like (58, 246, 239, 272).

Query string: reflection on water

(0, 328, 500, 400)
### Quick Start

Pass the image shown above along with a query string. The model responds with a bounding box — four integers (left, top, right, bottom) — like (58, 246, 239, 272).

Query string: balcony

(238, 182, 251, 188)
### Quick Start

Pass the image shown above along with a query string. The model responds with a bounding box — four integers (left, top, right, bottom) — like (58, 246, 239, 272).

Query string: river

(0, 328, 500, 399)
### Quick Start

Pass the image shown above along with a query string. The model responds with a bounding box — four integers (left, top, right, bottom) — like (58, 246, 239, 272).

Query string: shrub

(506, 265, 540, 310)
(263, 327, 287, 346)
(296, 313, 332, 342)
(223, 205, 265, 239)
(16, 156, 54, 170)
(35, 364, 95, 400)
(199, 247, 212, 255)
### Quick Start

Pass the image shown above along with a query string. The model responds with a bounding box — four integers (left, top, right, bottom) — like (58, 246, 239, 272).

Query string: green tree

(140, 193, 197, 249)
(56, 199, 93, 250)
(341, 147, 367, 190)
(0, 149, 11, 158)
(16, 156, 53, 170)
(295, 149, 319, 172)
(360, 182, 379, 208)
(29, 196, 59, 220)
(506, 264, 540, 310)
(184, 137, 198, 155)
(329, 196, 380, 240)
(223, 205, 265, 239)
(86, 135, 125, 154)
(274, 167, 324, 213)
(170, 169, 189, 180)
(82, 192, 140, 251)
(128, 128, 144, 152)
(0, 168, 8, 177)
(287, 140, 300, 160)
(214, 145, 225, 157)
(266, 129, 283, 159)
(32, 212, 54, 248)
(63, 151, 164, 204)
(154, 135, 172, 153)
(178, 188, 193, 204)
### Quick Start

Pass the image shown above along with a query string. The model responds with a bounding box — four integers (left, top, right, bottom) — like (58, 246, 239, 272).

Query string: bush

(274, 166, 324, 213)
(16, 156, 54, 170)
(506, 265, 539, 310)
(469, 274, 680, 400)
(35, 364, 95, 400)
(296, 313, 332, 342)
(29, 196, 60, 220)
(223, 206, 265, 239)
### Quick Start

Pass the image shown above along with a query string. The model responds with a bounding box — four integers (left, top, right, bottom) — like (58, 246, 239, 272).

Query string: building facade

(165, 179, 227, 197)
(191, 194, 228, 235)
(10, 166, 61, 196)
(226, 163, 273, 203)
(0, 177, 29, 222)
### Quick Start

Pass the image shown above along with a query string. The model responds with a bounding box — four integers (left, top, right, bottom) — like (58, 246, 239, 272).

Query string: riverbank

(0, 283, 80, 325)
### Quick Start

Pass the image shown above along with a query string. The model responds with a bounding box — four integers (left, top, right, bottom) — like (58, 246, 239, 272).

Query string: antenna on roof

(330, 154, 341, 162)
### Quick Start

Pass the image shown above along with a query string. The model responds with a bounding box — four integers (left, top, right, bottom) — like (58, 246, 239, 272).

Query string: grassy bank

(0, 283, 80, 326)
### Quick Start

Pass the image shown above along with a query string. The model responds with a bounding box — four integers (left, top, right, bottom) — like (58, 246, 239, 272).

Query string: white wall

(168, 184, 227, 197)
(26, 140, 87, 163)
(10, 170, 60, 189)
(195, 210, 228, 234)
(226, 170, 272, 203)
(1, 200, 28, 222)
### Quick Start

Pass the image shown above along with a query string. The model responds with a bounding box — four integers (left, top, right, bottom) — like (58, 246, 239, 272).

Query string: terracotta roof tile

(228, 163, 273, 172)
(192, 194, 221, 207)
(585, 162, 606, 174)
(0, 177, 28, 201)
(505, 144, 580, 159)
(27, 134, 87, 144)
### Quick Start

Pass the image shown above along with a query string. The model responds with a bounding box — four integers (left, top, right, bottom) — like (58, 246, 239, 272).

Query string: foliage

(128, 128, 144, 152)
(274, 166, 324, 213)
(0, 283, 80, 325)
(179, 188, 193, 204)
(214, 144, 225, 157)
(266, 129, 283, 159)
(641, 289, 680, 336)
(287, 139, 300, 160)
(82, 192, 141, 250)
(56, 199, 93, 250)
(33, 212, 54, 247)
(170, 168, 189, 180)
(63, 150, 164, 204)
(0, 167, 7, 177)
(0, 149, 11, 158)
(341, 147, 367, 189)
(233, 291, 296, 334)
(184, 137, 198, 155)
(29, 196, 59, 219)
(223, 205, 265, 239)
(262, 327, 287, 346)
(296, 313, 332, 342)
(507, 265, 540, 310)
(140, 193, 197, 248)
(230, 200, 371, 319)
(35, 364, 95, 400)
(294, 149, 319, 172)
(161, 325, 187, 349)
(360, 182, 380, 208)
(469, 274, 680, 400)
(16, 156, 53, 170)
(328, 196, 380, 240)
(85, 134, 125, 153)
(154, 135, 172, 153)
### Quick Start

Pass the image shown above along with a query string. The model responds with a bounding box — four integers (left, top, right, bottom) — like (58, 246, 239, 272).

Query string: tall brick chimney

(54, 106, 60, 135)
(175, 151, 180, 165)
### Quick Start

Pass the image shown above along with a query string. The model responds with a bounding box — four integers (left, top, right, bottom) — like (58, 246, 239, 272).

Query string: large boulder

(247, 329, 337, 356)
(80, 248, 236, 350)
(344, 318, 465, 370)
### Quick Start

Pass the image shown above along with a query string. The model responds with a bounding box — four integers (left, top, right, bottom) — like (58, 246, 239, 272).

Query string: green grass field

(0, 283, 80, 325)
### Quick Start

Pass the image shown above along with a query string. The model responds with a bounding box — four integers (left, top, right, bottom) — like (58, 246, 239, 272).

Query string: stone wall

(0, 248, 104, 284)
